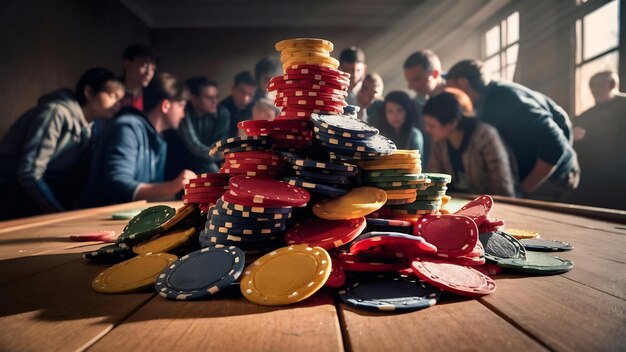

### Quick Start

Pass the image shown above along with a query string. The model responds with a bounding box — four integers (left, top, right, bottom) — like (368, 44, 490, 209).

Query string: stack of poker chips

(284, 158, 358, 198)
(384, 173, 451, 219)
(198, 176, 310, 255)
(237, 119, 313, 152)
(269, 39, 351, 121)
(311, 113, 396, 163)
(208, 136, 277, 177)
(182, 173, 230, 209)
(358, 150, 428, 206)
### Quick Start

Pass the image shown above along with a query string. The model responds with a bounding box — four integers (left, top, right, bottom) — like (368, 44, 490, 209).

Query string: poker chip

(350, 232, 437, 257)
(92, 253, 178, 293)
(133, 227, 197, 255)
(117, 205, 177, 248)
(216, 198, 292, 215)
(229, 176, 310, 207)
(413, 215, 478, 258)
(284, 177, 347, 197)
(479, 231, 527, 265)
(275, 38, 334, 51)
(155, 245, 245, 300)
(497, 251, 574, 275)
(209, 136, 271, 156)
(292, 158, 357, 173)
(311, 114, 379, 138)
(161, 204, 200, 231)
(506, 228, 541, 239)
(82, 244, 135, 262)
(520, 238, 573, 252)
(69, 230, 117, 242)
(240, 244, 332, 305)
(313, 187, 387, 220)
(411, 259, 496, 297)
(333, 251, 407, 272)
(284, 217, 366, 249)
(422, 173, 452, 183)
(454, 195, 493, 226)
(111, 209, 143, 220)
(325, 262, 346, 288)
(339, 275, 440, 312)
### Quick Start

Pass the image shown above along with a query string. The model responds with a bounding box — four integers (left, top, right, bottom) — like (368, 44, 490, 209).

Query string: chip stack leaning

(270, 38, 351, 122)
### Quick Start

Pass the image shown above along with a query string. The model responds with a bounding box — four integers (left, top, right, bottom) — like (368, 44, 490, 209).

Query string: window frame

(482, 10, 520, 82)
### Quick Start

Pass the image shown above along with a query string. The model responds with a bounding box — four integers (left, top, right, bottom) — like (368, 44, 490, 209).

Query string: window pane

(577, 51, 619, 115)
(507, 12, 519, 44)
(485, 55, 501, 80)
(506, 44, 519, 66)
(485, 25, 500, 57)
(583, 0, 619, 59)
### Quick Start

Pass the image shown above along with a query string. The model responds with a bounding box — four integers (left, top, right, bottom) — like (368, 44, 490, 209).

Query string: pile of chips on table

(82, 38, 575, 312)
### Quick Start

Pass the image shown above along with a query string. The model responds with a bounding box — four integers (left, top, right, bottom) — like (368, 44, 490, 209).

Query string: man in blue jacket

(446, 59, 579, 201)
(80, 73, 195, 207)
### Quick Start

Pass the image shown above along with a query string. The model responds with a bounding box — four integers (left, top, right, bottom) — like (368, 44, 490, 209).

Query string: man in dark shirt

(339, 47, 367, 106)
(403, 50, 446, 166)
(220, 71, 256, 137)
(80, 73, 195, 207)
(446, 59, 579, 201)
(120, 44, 157, 111)
(164, 76, 230, 177)
(253, 57, 281, 101)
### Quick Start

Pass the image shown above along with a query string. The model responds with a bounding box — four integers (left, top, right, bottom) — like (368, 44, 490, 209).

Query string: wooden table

(0, 198, 624, 351)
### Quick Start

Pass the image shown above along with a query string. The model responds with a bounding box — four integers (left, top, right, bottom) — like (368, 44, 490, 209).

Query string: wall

(0, 0, 150, 137)
(150, 27, 383, 94)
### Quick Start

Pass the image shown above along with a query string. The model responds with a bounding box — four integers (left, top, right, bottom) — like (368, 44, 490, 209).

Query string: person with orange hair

(423, 88, 516, 196)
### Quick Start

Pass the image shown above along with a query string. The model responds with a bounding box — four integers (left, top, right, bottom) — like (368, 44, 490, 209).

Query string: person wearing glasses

(220, 71, 256, 137)
(164, 76, 230, 177)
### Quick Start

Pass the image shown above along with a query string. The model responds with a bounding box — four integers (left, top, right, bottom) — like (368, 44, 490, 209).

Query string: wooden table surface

(0, 198, 624, 352)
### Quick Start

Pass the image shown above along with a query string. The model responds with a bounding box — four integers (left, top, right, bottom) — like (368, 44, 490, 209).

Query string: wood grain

(87, 289, 343, 352)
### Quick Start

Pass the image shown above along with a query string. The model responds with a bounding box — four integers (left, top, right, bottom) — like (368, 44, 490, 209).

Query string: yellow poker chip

(92, 253, 178, 293)
(132, 227, 196, 255)
(283, 56, 340, 69)
(385, 188, 418, 194)
(506, 228, 540, 239)
(440, 195, 452, 207)
(275, 38, 334, 52)
(161, 204, 198, 231)
(313, 187, 387, 220)
(240, 244, 332, 305)
(281, 51, 330, 61)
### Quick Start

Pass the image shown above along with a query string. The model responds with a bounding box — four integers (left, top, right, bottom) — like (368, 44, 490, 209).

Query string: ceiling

(120, 0, 427, 28)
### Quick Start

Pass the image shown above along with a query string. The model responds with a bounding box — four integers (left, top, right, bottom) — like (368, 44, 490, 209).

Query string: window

(483, 12, 519, 81)
(575, 0, 620, 115)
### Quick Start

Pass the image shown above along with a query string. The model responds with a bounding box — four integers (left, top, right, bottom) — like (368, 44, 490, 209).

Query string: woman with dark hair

(423, 88, 515, 196)
(0, 67, 124, 219)
(375, 91, 424, 154)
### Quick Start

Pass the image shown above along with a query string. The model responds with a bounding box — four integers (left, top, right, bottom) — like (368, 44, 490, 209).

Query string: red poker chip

(442, 255, 486, 266)
(69, 230, 116, 242)
(183, 187, 228, 196)
(219, 169, 282, 178)
(333, 252, 408, 272)
(284, 217, 366, 249)
(478, 218, 505, 233)
(225, 158, 282, 167)
(237, 119, 310, 131)
(473, 264, 503, 277)
(286, 64, 351, 77)
(221, 163, 279, 172)
(411, 259, 496, 297)
(278, 91, 347, 102)
(454, 195, 493, 226)
(280, 73, 350, 86)
(350, 236, 437, 257)
(286, 66, 350, 80)
(276, 96, 347, 107)
(184, 181, 228, 189)
(278, 86, 348, 97)
(189, 173, 230, 184)
(325, 262, 346, 288)
(466, 240, 485, 258)
(413, 214, 478, 258)
(182, 193, 221, 204)
(268, 79, 348, 92)
(228, 176, 310, 207)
